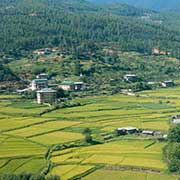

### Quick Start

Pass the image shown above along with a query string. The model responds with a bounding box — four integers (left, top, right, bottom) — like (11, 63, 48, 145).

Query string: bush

(163, 143, 180, 172)
(168, 125, 180, 142)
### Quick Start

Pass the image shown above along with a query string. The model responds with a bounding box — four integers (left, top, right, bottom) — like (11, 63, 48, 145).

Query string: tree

(168, 125, 180, 142)
(0, 173, 60, 180)
(82, 128, 92, 143)
(163, 125, 180, 172)
(163, 143, 180, 172)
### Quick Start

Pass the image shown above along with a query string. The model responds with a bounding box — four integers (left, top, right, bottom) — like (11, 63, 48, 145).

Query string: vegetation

(0, 63, 19, 82)
(1, 87, 180, 178)
(1, 0, 180, 179)
(0, 0, 180, 59)
(83, 169, 178, 180)
(163, 125, 180, 172)
(82, 128, 93, 143)
(0, 173, 60, 180)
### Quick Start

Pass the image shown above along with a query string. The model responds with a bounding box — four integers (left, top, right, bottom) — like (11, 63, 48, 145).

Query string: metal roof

(142, 130, 154, 134)
(32, 79, 48, 82)
(117, 127, 139, 131)
(60, 81, 74, 85)
(37, 88, 57, 93)
(74, 82, 84, 85)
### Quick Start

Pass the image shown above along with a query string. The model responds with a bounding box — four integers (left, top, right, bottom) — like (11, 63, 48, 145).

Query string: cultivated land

(1, 87, 180, 179)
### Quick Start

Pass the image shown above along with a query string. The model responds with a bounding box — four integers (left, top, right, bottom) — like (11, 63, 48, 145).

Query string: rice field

(51, 140, 166, 170)
(7, 120, 81, 137)
(1, 87, 180, 178)
(30, 131, 83, 145)
(49, 165, 94, 180)
(83, 170, 178, 180)
(0, 135, 47, 158)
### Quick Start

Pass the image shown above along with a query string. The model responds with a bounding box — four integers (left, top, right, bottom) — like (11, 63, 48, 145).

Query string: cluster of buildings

(123, 74, 175, 88)
(116, 126, 163, 137)
(26, 73, 85, 105)
(33, 48, 53, 55)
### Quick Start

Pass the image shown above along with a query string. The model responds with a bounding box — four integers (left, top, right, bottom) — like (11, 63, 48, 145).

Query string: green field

(83, 170, 178, 180)
(51, 140, 166, 170)
(1, 87, 180, 179)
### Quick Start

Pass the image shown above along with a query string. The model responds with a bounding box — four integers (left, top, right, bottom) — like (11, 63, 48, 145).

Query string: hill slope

(88, 0, 180, 11)
(0, 63, 19, 82)
(0, 0, 180, 58)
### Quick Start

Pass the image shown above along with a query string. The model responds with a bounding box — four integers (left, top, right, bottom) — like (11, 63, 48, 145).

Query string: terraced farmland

(51, 140, 166, 170)
(83, 170, 178, 180)
(1, 87, 180, 179)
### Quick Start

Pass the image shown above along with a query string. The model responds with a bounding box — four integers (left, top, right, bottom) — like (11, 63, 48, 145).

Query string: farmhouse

(74, 82, 84, 91)
(58, 81, 84, 91)
(142, 130, 154, 136)
(31, 79, 48, 90)
(34, 48, 52, 55)
(161, 80, 174, 88)
(58, 81, 74, 91)
(172, 119, 180, 124)
(152, 48, 170, 55)
(37, 88, 57, 104)
(172, 114, 180, 119)
(124, 74, 138, 82)
(117, 127, 139, 135)
(36, 73, 48, 79)
(171, 115, 180, 124)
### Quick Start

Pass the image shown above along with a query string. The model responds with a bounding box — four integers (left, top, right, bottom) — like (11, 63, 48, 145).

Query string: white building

(37, 88, 57, 104)
(36, 73, 48, 79)
(58, 81, 84, 91)
(161, 80, 174, 88)
(124, 74, 138, 82)
(74, 82, 84, 91)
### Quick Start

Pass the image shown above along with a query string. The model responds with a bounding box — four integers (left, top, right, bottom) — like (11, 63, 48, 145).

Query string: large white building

(37, 88, 57, 104)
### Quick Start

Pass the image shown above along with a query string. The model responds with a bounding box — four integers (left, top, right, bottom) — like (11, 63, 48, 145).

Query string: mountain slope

(0, 0, 180, 58)
(87, 0, 180, 11)
(0, 63, 19, 82)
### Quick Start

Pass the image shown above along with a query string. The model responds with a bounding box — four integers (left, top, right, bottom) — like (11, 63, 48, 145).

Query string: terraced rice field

(49, 165, 94, 180)
(6, 120, 81, 137)
(30, 131, 83, 145)
(83, 169, 178, 180)
(1, 87, 180, 179)
(51, 140, 166, 170)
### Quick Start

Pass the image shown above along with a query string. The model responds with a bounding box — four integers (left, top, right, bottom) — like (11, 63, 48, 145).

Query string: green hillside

(0, 63, 19, 82)
(0, 0, 180, 59)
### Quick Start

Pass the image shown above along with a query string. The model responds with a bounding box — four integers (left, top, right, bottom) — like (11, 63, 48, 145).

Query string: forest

(0, 0, 180, 59)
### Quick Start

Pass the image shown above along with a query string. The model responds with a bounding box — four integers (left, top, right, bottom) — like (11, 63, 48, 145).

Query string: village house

(58, 81, 84, 91)
(117, 127, 139, 135)
(171, 115, 180, 124)
(124, 74, 138, 82)
(172, 119, 180, 124)
(31, 79, 48, 90)
(142, 130, 154, 136)
(152, 48, 170, 55)
(36, 73, 48, 79)
(172, 114, 180, 120)
(58, 81, 74, 91)
(161, 80, 174, 88)
(74, 82, 84, 91)
(37, 88, 57, 104)
(34, 48, 52, 55)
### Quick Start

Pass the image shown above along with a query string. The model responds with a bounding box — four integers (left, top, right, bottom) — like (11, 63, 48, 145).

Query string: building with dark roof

(31, 79, 48, 90)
